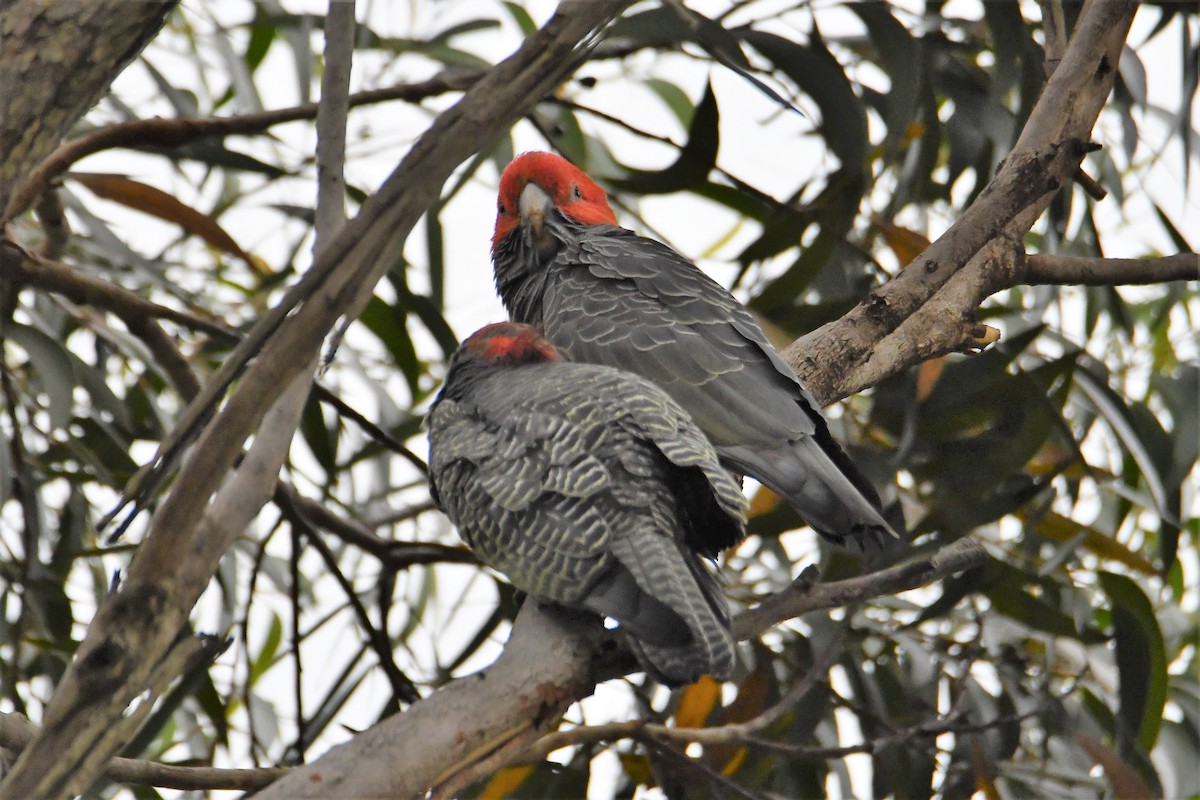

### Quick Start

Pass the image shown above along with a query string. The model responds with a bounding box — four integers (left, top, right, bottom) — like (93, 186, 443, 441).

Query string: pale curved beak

(518, 182, 552, 239)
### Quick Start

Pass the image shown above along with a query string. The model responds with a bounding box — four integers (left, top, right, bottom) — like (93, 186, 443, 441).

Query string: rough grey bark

(784, 0, 1139, 405)
(0, 0, 177, 218)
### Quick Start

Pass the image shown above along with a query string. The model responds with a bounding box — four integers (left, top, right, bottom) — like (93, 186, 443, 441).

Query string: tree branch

(258, 602, 603, 799)
(277, 484, 472, 570)
(732, 538, 986, 641)
(0, 3, 631, 797)
(0, 0, 177, 216)
(3, 69, 485, 222)
(0, 712, 286, 791)
(1024, 252, 1199, 285)
(255, 537, 985, 797)
(786, 0, 1139, 405)
(0, 241, 239, 341)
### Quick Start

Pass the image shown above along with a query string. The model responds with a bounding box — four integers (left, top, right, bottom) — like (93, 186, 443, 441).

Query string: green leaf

(1099, 572, 1167, 754)
(194, 669, 230, 747)
(851, 4, 921, 154)
(359, 294, 421, 396)
(645, 78, 695, 128)
(1075, 365, 1172, 521)
(131, 141, 289, 178)
(249, 613, 283, 686)
(502, 2, 536, 37)
(4, 323, 76, 428)
(609, 81, 719, 194)
(299, 391, 337, 473)
(244, 15, 277, 73)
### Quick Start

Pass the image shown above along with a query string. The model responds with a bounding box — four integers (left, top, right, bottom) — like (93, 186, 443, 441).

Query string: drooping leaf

(1099, 572, 1168, 755)
(610, 81, 719, 194)
(70, 172, 264, 272)
(675, 674, 721, 728)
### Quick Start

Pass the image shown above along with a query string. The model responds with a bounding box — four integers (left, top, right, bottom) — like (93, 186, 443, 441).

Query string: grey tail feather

(719, 438, 901, 546)
(580, 564, 692, 648)
(607, 536, 735, 686)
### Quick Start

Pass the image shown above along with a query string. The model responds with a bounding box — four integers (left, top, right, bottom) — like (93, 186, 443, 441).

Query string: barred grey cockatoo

(426, 322, 747, 686)
(491, 152, 898, 547)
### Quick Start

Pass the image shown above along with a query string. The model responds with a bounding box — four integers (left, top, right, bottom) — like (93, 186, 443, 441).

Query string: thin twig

(278, 491, 421, 705)
(4, 70, 487, 222)
(733, 538, 988, 642)
(0, 712, 286, 791)
(276, 485, 469, 570)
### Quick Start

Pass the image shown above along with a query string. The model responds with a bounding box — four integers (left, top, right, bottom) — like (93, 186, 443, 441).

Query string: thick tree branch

(786, 0, 1138, 405)
(256, 538, 986, 797)
(0, 1, 176, 215)
(836, 245, 1199, 398)
(0, 4, 631, 798)
(258, 603, 602, 799)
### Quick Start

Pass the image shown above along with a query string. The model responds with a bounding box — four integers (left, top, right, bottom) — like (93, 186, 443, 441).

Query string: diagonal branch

(785, 0, 1139, 406)
(0, 2, 631, 798)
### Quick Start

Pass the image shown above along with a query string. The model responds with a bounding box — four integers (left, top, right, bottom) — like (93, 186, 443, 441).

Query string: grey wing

(428, 394, 612, 594)
(545, 228, 817, 449)
(427, 389, 693, 643)
(597, 372, 749, 556)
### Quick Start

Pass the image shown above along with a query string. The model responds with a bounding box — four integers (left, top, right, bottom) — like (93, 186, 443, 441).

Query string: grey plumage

(492, 152, 899, 546)
(427, 323, 747, 686)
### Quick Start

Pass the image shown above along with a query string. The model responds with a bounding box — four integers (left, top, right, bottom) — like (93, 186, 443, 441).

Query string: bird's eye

(571, 184, 583, 200)
(498, 201, 507, 214)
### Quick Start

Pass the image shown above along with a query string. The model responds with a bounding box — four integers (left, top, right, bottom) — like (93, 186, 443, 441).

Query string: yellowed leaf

(707, 666, 770, 774)
(873, 216, 931, 267)
(971, 734, 1001, 800)
(721, 747, 749, 776)
(902, 121, 927, 145)
(916, 357, 946, 402)
(1074, 732, 1155, 800)
(618, 752, 655, 787)
(479, 764, 535, 799)
(747, 485, 782, 518)
(675, 674, 720, 728)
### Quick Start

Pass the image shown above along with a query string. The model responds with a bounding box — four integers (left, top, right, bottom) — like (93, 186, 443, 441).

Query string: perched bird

(426, 322, 747, 686)
(491, 151, 898, 546)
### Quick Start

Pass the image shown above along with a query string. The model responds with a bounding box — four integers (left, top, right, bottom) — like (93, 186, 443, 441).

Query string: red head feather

(460, 322, 565, 367)
(492, 152, 618, 249)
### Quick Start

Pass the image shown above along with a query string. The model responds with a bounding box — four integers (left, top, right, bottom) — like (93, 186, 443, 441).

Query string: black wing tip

(817, 520, 905, 552)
